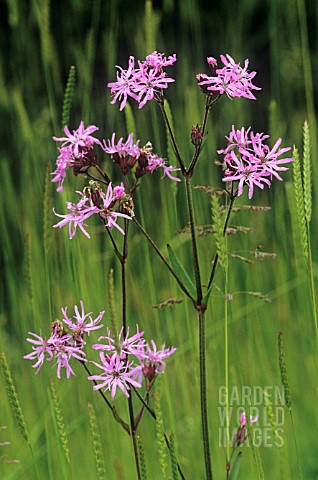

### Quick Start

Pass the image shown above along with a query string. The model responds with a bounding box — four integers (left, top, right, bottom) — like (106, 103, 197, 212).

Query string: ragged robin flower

(197, 54, 261, 100)
(103, 134, 181, 182)
(51, 121, 102, 192)
(108, 51, 176, 110)
(53, 182, 131, 238)
(24, 302, 105, 378)
(219, 126, 292, 198)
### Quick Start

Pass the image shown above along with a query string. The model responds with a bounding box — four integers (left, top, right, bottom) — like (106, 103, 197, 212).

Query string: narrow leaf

(229, 451, 242, 480)
(167, 244, 197, 299)
(124, 102, 136, 137)
(202, 282, 213, 305)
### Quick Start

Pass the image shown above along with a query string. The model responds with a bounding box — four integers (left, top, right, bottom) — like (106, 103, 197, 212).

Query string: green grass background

(0, 0, 317, 478)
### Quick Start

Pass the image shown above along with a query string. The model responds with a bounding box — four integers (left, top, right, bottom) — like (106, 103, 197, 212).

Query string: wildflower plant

(24, 50, 292, 479)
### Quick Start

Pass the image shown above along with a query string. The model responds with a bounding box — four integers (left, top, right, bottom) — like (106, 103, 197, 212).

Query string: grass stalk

(88, 403, 107, 480)
(49, 380, 71, 466)
(0, 353, 40, 479)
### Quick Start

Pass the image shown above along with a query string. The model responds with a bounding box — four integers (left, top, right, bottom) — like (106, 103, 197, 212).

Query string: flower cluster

(53, 182, 131, 238)
(218, 125, 293, 198)
(233, 411, 259, 447)
(52, 121, 102, 192)
(197, 54, 261, 100)
(90, 327, 176, 398)
(108, 51, 177, 110)
(24, 302, 176, 399)
(103, 133, 181, 182)
(51, 121, 180, 196)
(24, 301, 105, 378)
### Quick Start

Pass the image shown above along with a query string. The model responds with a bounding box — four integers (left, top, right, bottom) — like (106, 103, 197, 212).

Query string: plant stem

(122, 219, 141, 480)
(132, 387, 186, 480)
(158, 101, 186, 173)
(224, 257, 230, 461)
(307, 232, 318, 349)
(184, 174, 203, 303)
(94, 163, 111, 184)
(289, 409, 303, 480)
(132, 217, 195, 302)
(80, 361, 130, 433)
(198, 308, 213, 480)
(188, 95, 220, 174)
(184, 172, 212, 478)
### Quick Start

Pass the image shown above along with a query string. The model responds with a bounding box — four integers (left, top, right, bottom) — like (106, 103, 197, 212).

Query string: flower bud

(191, 124, 203, 146)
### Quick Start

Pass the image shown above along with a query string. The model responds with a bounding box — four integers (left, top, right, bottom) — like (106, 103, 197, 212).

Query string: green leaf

(202, 282, 213, 305)
(195, 132, 209, 162)
(167, 244, 197, 299)
(229, 451, 242, 480)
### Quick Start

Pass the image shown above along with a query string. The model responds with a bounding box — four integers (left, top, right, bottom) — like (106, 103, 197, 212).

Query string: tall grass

(1, 0, 317, 478)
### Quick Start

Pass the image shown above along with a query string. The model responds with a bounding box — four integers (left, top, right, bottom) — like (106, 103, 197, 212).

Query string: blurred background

(1, 0, 317, 478)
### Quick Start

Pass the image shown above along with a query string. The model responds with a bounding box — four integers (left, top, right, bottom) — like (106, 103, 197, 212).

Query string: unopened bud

(191, 124, 203, 146)
(142, 363, 157, 382)
(207, 56, 218, 75)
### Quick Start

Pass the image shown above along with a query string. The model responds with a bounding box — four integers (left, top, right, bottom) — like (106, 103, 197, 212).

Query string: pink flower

(102, 133, 141, 174)
(93, 325, 145, 359)
(137, 340, 176, 380)
(53, 192, 100, 239)
(51, 146, 73, 192)
(88, 352, 143, 398)
(113, 183, 126, 200)
(53, 184, 131, 239)
(52, 122, 102, 192)
(53, 121, 101, 156)
(62, 300, 105, 340)
(146, 153, 181, 182)
(220, 127, 292, 198)
(103, 134, 180, 182)
(143, 51, 177, 71)
(92, 328, 116, 353)
(24, 332, 54, 373)
(239, 412, 258, 426)
(246, 137, 293, 180)
(107, 56, 141, 111)
(135, 62, 175, 109)
(24, 331, 86, 379)
(197, 54, 261, 100)
(97, 183, 132, 235)
(103, 133, 141, 158)
(49, 335, 86, 379)
(223, 151, 271, 199)
(108, 52, 176, 110)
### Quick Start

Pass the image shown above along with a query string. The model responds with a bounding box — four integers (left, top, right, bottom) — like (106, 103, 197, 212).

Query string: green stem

(122, 219, 141, 480)
(132, 217, 195, 302)
(184, 174, 203, 303)
(29, 443, 41, 480)
(81, 361, 130, 433)
(184, 173, 212, 478)
(224, 256, 230, 461)
(132, 387, 186, 480)
(188, 95, 220, 174)
(198, 308, 213, 480)
(289, 409, 303, 480)
(307, 232, 318, 349)
(158, 101, 186, 173)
